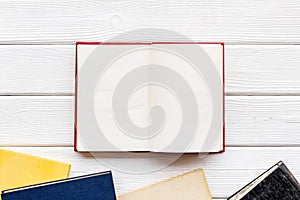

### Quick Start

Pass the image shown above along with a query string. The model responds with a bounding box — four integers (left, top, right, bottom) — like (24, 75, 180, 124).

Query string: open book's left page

(76, 44, 151, 151)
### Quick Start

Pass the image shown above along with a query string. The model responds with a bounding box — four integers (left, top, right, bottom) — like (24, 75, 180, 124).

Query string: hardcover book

(0, 149, 70, 199)
(75, 42, 224, 153)
(228, 161, 300, 200)
(1, 171, 116, 200)
(118, 169, 212, 200)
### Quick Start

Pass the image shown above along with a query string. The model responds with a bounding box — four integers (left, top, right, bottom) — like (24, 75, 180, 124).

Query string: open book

(75, 42, 224, 153)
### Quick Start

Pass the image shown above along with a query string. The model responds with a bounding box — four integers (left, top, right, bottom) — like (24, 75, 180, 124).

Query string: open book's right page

(148, 44, 224, 152)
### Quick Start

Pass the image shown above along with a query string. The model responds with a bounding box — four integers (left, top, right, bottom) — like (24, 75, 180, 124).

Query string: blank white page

(148, 44, 223, 152)
(77, 44, 150, 151)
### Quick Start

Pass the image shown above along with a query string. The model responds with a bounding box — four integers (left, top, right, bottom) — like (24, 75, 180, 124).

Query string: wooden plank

(1, 45, 300, 94)
(225, 45, 300, 94)
(0, 0, 299, 43)
(226, 96, 300, 146)
(2, 146, 299, 198)
(0, 96, 73, 145)
(0, 45, 74, 94)
(0, 96, 300, 146)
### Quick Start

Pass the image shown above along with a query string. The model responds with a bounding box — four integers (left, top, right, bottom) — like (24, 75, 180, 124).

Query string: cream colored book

(118, 169, 212, 200)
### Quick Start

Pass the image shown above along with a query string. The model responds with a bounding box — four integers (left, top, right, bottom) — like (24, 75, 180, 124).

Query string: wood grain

(225, 45, 300, 94)
(2, 146, 299, 198)
(226, 96, 300, 146)
(0, 96, 300, 146)
(0, 0, 299, 43)
(1, 45, 300, 94)
(0, 96, 73, 145)
(0, 45, 74, 94)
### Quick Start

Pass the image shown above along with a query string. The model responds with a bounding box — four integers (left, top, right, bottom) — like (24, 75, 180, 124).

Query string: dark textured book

(1, 171, 116, 200)
(228, 161, 300, 200)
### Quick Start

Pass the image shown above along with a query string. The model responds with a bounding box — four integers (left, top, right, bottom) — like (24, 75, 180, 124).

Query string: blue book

(1, 171, 116, 200)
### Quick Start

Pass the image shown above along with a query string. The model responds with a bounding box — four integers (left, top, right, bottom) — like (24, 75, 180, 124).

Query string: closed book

(118, 169, 212, 200)
(1, 171, 117, 200)
(0, 149, 70, 199)
(228, 161, 300, 200)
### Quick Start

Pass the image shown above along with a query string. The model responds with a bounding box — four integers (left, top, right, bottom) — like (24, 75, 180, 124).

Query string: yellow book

(118, 169, 212, 200)
(0, 149, 70, 199)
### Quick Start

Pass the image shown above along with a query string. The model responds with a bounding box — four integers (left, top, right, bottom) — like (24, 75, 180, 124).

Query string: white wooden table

(1, 1, 300, 199)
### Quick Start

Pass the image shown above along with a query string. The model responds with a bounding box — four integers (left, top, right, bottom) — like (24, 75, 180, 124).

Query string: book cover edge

(278, 161, 300, 192)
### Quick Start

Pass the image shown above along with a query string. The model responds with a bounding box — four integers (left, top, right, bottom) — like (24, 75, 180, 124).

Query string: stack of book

(0, 149, 116, 200)
(1, 149, 300, 199)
